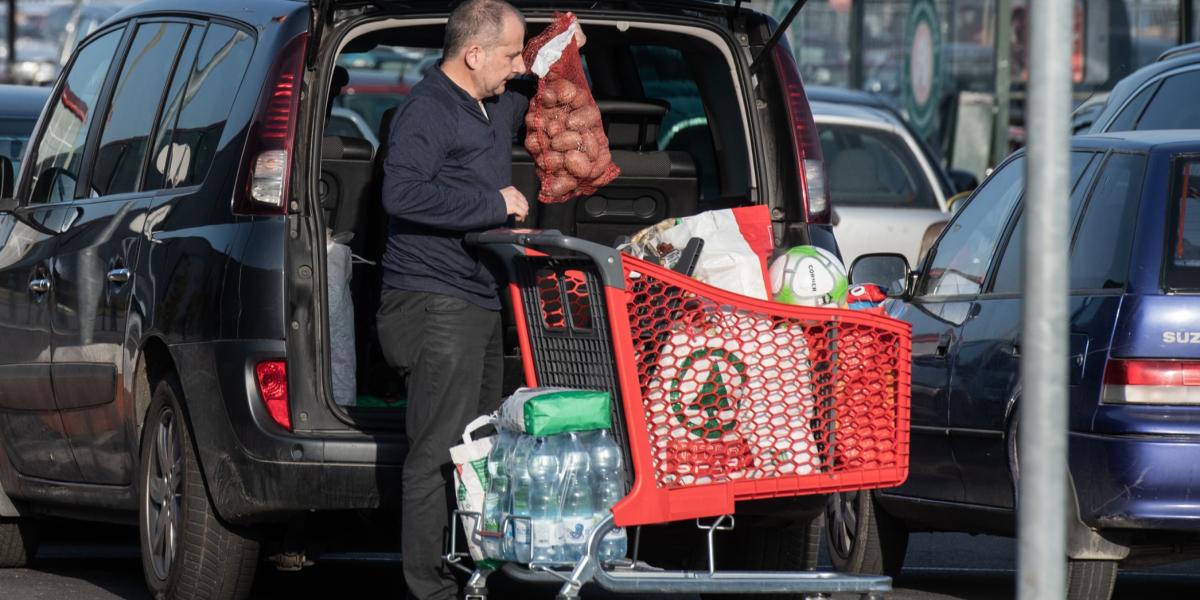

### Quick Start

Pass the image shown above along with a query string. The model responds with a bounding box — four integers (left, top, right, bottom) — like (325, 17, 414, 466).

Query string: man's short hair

(444, 0, 524, 58)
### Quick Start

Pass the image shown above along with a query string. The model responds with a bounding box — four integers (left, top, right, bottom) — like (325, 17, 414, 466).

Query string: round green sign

(903, 0, 942, 135)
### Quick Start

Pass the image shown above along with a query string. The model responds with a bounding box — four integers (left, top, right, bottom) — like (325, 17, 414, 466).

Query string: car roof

(1072, 130, 1200, 154)
(805, 85, 900, 112)
(109, 0, 304, 26)
(0, 85, 51, 119)
(809, 99, 904, 129)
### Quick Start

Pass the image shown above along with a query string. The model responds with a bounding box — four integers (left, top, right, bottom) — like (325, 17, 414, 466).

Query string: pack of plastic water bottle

(477, 426, 629, 564)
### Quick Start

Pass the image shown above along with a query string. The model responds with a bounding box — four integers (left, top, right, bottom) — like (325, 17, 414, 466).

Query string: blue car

(830, 130, 1200, 600)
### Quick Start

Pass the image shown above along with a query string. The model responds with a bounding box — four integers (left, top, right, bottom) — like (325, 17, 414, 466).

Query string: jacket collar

(428, 65, 493, 123)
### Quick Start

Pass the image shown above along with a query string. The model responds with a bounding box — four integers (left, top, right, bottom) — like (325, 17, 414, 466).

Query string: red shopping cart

(452, 230, 912, 599)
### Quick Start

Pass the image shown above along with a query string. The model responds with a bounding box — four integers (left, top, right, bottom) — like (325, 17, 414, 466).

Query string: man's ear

(464, 45, 484, 70)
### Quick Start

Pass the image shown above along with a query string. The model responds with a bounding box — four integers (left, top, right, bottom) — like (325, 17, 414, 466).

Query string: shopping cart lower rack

(451, 230, 912, 599)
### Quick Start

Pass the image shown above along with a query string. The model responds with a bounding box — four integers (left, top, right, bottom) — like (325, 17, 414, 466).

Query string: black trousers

(377, 289, 503, 600)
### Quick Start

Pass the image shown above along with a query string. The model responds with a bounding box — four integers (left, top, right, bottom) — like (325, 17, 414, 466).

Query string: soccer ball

(769, 246, 848, 307)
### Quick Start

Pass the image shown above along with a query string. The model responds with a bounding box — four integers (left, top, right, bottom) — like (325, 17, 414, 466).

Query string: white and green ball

(769, 246, 848, 307)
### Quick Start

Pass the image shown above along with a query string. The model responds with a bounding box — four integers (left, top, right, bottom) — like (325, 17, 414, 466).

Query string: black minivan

(0, 1, 837, 597)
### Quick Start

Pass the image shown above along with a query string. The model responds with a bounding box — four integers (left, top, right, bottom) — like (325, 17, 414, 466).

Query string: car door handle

(935, 332, 952, 357)
(28, 278, 51, 294)
(107, 268, 131, 284)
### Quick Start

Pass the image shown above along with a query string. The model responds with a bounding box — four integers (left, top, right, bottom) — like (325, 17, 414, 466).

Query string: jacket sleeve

(382, 97, 508, 231)
(506, 77, 535, 140)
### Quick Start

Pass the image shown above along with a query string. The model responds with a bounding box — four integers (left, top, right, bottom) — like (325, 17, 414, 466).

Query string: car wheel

(0, 517, 38, 567)
(139, 375, 259, 600)
(1067, 559, 1118, 600)
(1008, 410, 1119, 600)
(825, 490, 907, 577)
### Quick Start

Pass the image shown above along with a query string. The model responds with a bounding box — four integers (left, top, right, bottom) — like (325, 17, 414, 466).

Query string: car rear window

(1165, 158, 1200, 291)
(819, 124, 937, 209)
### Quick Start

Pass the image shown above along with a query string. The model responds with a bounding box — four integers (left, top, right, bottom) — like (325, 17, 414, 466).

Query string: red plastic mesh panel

(522, 12, 619, 203)
(536, 268, 593, 332)
(624, 261, 906, 488)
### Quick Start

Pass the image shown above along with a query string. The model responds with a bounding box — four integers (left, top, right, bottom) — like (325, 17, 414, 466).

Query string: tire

(1067, 559, 1118, 600)
(825, 490, 907, 577)
(0, 518, 38, 567)
(138, 375, 259, 600)
(1010, 411, 1119, 600)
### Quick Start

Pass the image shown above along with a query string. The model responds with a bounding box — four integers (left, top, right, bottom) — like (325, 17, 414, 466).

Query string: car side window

(1105, 80, 1160, 132)
(161, 24, 254, 188)
(1069, 153, 1146, 290)
(25, 29, 122, 205)
(90, 22, 188, 197)
(991, 151, 1100, 294)
(918, 157, 1023, 298)
(1132, 71, 1200, 130)
(143, 26, 203, 191)
(819, 125, 937, 210)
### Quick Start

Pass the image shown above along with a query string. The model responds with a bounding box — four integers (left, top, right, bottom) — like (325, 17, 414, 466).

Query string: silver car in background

(811, 93, 959, 268)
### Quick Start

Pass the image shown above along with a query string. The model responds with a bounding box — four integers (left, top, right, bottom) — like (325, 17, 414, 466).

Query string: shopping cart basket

(451, 230, 912, 599)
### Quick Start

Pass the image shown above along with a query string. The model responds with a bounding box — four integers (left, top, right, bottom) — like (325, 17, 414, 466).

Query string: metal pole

(6, 0, 15, 81)
(1019, 0, 1071, 598)
(1182, 0, 1195, 44)
(848, 0, 865, 89)
(990, 0, 1012, 166)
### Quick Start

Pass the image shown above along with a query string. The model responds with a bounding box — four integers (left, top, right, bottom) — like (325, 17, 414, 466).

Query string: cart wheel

(825, 490, 907, 578)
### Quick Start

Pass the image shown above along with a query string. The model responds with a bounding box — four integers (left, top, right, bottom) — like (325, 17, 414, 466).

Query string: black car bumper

(172, 340, 405, 525)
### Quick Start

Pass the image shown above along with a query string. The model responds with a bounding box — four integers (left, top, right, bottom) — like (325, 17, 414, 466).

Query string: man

(376, 1, 581, 598)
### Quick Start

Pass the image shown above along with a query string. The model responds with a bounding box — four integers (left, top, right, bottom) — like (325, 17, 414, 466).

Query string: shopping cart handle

(466, 228, 626, 289)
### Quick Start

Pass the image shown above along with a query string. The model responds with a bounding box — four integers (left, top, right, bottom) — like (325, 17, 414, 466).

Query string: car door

(883, 156, 1025, 503)
(948, 150, 1102, 508)
(51, 20, 194, 486)
(0, 27, 125, 482)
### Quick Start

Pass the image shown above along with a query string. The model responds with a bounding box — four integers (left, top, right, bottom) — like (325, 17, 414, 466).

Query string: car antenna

(749, 0, 809, 74)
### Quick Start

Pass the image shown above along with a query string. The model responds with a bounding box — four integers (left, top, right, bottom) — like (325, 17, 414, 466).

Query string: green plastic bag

(498, 387, 611, 436)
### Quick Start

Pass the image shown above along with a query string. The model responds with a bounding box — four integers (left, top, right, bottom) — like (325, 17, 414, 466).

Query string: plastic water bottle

(557, 432, 596, 562)
(480, 428, 514, 560)
(505, 434, 535, 562)
(527, 436, 563, 563)
(589, 429, 629, 561)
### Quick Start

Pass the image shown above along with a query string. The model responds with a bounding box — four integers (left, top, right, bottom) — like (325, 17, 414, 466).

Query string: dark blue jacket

(381, 67, 530, 309)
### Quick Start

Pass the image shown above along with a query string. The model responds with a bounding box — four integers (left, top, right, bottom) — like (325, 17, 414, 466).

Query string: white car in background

(808, 87, 971, 268)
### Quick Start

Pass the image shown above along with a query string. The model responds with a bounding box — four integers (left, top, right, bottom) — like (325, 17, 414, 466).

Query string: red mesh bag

(522, 12, 619, 204)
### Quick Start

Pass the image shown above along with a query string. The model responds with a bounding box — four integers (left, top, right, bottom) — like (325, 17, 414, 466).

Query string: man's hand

(501, 186, 529, 221)
(574, 26, 587, 49)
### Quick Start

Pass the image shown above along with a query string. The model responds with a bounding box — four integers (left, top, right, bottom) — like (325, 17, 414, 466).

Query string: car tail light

(234, 33, 307, 215)
(1101, 359, 1200, 405)
(255, 360, 292, 430)
(771, 44, 830, 224)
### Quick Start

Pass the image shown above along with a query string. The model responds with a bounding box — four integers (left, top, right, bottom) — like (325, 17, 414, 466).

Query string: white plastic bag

(449, 415, 495, 565)
(643, 311, 815, 486)
(621, 206, 773, 299)
(327, 230, 356, 406)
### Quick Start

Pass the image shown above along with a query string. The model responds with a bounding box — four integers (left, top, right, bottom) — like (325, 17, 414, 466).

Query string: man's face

(476, 13, 526, 97)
